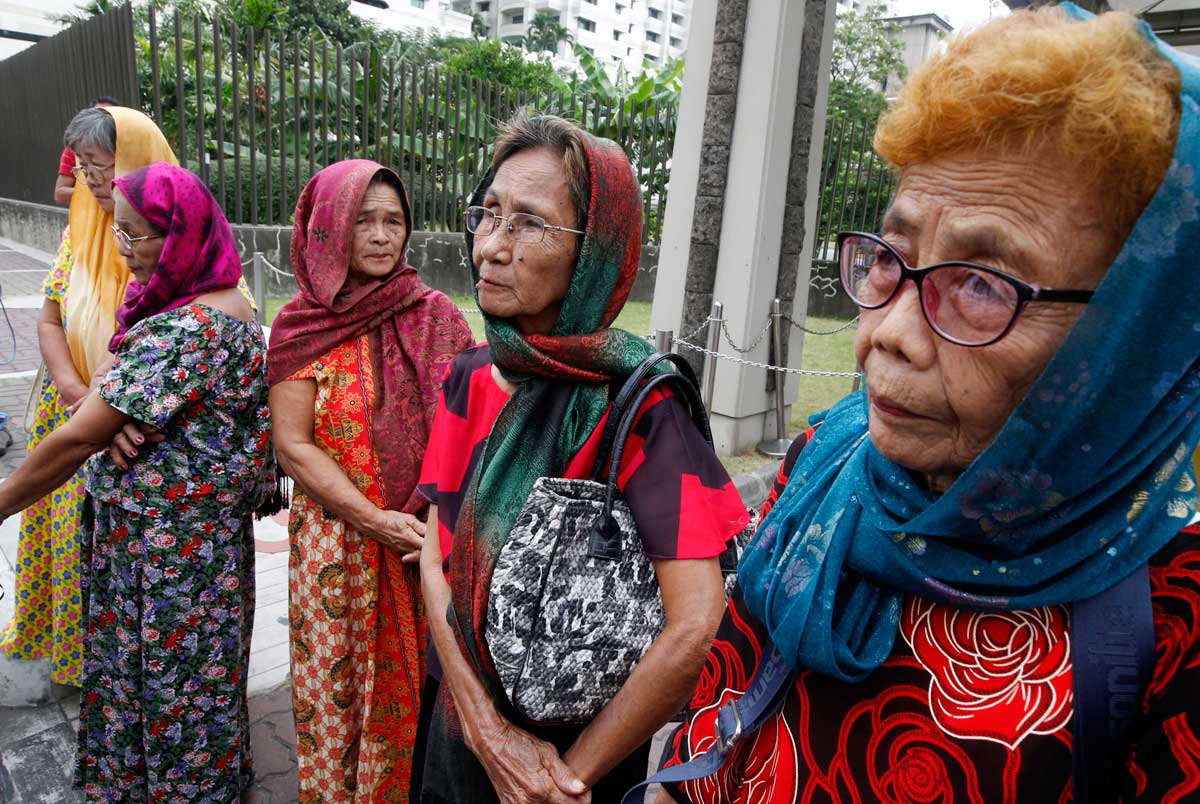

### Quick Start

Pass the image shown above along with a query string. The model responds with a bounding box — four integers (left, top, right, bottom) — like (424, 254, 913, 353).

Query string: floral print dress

(76, 306, 274, 804)
(0, 228, 87, 685)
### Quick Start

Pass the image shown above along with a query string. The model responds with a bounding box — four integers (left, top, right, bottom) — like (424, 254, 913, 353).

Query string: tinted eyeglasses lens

(925, 264, 1019, 345)
(840, 235, 901, 307)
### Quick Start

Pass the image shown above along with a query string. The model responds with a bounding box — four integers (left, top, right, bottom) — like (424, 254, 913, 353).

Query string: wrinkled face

(348, 181, 408, 282)
(473, 147, 580, 336)
(76, 144, 117, 212)
(112, 189, 165, 286)
(856, 150, 1125, 489)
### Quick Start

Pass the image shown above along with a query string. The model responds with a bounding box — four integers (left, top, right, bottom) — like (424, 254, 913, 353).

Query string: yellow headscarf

(65, 107, 176, 379)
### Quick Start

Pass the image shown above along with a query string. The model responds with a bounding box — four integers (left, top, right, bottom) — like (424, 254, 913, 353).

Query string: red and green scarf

(448, 134, 654, 697)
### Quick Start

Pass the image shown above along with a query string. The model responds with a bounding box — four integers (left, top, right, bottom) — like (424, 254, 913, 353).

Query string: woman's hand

(108, 421, 166, 471)
(467, 716, 591, 804)
(360, 509, 425, 562)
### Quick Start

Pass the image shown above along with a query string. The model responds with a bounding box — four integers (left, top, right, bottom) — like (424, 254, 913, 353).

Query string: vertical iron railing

(135, 12, 679, 232)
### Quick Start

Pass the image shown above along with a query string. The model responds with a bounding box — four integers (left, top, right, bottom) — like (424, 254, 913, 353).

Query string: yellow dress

(0, 229, 86, 685)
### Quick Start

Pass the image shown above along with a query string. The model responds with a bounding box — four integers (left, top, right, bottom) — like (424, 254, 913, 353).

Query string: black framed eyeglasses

(837, 231, 1095, 347)
(464, 205, 584, 244)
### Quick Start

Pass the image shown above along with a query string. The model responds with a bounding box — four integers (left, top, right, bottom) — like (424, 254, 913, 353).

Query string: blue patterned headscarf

(740, 6, 1200, 682)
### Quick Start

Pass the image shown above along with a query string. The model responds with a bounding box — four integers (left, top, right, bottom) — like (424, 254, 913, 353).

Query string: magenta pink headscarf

(108, 162, 245, 351)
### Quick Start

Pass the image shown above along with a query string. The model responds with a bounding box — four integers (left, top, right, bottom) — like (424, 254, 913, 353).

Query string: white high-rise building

(456, 0, 687, 75)
(351, 0, 475, 37)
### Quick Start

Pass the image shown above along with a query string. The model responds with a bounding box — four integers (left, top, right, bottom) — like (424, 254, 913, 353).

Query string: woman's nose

(479, 225, 513, 262)
(868, 280, 937, 367)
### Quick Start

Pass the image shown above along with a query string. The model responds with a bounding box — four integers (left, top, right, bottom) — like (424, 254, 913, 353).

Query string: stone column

(651, 0, 836, 454)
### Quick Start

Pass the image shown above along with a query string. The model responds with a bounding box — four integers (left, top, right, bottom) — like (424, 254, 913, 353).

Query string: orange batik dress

(287, 332, 426, 804)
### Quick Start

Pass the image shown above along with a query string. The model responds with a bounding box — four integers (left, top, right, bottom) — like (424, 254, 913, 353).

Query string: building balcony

(645, 15, 664, 33)
(532, 0, 566, 11)
(499, 20, 527, 39)
(498, 0, 526, 12)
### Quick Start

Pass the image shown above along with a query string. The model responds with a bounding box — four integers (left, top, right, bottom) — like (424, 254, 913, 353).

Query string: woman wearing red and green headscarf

(412, 112, 750, 803)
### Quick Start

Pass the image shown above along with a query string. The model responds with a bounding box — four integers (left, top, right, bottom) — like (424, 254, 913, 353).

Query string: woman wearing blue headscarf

(654, 6, 1200, 803)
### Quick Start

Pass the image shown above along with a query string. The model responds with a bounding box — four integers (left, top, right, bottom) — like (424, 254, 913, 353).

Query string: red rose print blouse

(660, 429, 1200, 803)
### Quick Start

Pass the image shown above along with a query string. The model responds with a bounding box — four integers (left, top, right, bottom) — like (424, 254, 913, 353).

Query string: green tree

(440, 37, 563, 91)
(524, 12, 571, 55)
(279, 0, 374, 46)
(828, 2, 905, 124)
(469, 11, 488, 38)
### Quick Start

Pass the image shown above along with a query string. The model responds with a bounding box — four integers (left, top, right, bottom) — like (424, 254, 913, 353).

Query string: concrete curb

(733, 460, 782, 511)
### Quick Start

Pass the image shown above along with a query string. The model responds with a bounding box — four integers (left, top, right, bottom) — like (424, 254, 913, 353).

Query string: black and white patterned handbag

(486, 352, 755, 724)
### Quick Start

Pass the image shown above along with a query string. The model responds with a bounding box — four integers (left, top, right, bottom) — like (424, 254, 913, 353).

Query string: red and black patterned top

(660, 428, 1200, 803)
(418, 344, 750, 569)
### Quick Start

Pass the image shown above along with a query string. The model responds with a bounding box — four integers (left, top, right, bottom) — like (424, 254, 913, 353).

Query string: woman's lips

(870, 393, 920, 418)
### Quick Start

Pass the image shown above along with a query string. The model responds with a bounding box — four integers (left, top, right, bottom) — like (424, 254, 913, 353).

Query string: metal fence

(139, 8, 678, 237)
(0, 4, 138, 203)
(807, 113, 895, 319)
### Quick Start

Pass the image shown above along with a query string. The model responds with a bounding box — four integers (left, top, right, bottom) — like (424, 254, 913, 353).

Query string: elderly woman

(654, 7, 1200, 803)
(0, 162, 274, 802)
(269, 159, 472, 803)
(0, 106, 176, 686)
(413, 112, 749, 803)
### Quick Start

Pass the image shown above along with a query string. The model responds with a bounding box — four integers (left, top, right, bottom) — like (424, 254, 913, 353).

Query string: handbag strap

(1070, 562, 1154, 803)
(587, 368, 711, 561)
(590, 352, 708, 481)
(620, 643, 794, 804)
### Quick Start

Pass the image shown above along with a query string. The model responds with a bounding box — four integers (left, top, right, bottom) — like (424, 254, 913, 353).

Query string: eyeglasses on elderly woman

(837, 231, 1096, 347)
(464, 205, 585, 244)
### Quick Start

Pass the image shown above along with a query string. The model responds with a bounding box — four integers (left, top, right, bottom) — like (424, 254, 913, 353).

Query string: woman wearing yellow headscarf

(0, 107, 176, 685)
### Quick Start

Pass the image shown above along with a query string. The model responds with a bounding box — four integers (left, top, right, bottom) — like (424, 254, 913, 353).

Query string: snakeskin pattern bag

(486, 353, 754, 723)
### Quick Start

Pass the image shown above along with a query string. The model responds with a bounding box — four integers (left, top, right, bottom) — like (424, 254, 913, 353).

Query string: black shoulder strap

(590, 352, 706, 481)
(1070, 562, 1155, 804)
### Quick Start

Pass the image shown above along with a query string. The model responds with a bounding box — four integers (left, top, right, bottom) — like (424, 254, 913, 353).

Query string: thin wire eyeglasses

(464, 205, 585, 245)
(110, 223, 161, 251)
(837, 231, 1095, 347)
(72, 163, 115, 183)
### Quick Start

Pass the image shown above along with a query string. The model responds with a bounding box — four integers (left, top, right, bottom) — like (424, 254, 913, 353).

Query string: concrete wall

(0, 197, 659, 304)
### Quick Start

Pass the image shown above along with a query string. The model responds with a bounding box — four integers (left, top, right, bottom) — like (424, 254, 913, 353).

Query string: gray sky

(889, 0, 1010, 30)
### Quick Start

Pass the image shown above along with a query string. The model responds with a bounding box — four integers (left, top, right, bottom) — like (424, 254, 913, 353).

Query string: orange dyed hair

(874, 7, 1181, 232)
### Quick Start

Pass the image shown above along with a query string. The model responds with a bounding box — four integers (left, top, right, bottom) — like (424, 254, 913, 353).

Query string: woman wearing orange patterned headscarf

(0, 106, 175, 685)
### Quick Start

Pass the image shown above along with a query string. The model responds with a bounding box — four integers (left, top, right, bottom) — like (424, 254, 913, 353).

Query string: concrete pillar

(651, 0, 836, 454)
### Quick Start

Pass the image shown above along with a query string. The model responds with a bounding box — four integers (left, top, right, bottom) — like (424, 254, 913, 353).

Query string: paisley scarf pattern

(267, 159, 472, 513)
(739, 5, 1200, 682)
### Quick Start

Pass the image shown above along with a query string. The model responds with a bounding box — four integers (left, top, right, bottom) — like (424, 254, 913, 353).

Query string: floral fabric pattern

(287, 335, 427, 804)
(0, 226, 85, 685)
(661, 437, 1200, 804)
(74, 305, 272, 803)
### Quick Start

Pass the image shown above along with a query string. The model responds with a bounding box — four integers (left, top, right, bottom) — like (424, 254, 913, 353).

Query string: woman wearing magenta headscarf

(412, 112, 749, 803)
(0, 162, 275, 802)
(268, 159, 472, 802)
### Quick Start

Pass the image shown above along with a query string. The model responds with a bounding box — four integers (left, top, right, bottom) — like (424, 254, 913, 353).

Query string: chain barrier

(674, 338, 861, 378)
(786, 314, 859, 335)
(721, 318, 773, 354)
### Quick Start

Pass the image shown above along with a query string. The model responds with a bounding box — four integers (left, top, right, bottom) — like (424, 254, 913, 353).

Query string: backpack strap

(620, 643, 794, 804)
(1070, 562, 1155, 804)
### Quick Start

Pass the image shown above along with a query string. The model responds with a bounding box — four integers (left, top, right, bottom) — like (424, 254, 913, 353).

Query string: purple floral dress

(76, 305, 274, 803)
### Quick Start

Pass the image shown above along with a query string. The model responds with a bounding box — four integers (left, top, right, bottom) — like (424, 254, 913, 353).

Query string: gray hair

(491, 109, 590, 231)
(64, 107, 116, 155)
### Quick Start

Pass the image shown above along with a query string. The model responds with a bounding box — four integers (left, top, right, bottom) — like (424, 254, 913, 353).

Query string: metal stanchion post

(757, 298, 792, 457)
(252, 251, 266, 326)
(654, 329, 674, 354)
(852, 363, 864, 393)
(702, 301, 723, 415)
